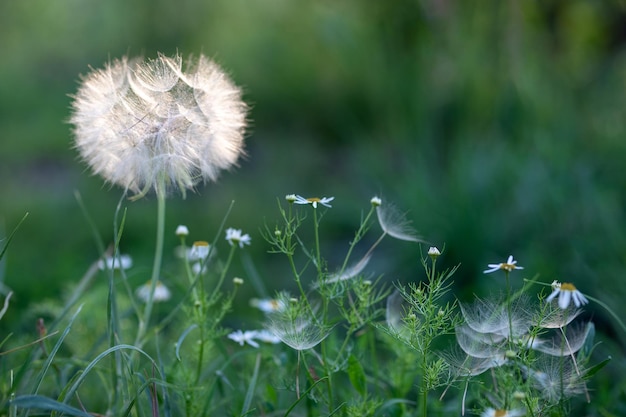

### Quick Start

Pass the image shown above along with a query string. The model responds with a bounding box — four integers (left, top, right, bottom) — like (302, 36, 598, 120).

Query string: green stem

(210, 244, 237, 301)
(586, 294, 626, 336)
(135, 184, 166, 349)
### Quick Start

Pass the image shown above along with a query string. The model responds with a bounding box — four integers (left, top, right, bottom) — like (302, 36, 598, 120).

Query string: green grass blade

(61, 344, 158, 405)
(10, 395, 92, 417)
(31, 304, 84, 395)
(241, 353, 261, 416)
(0, 212, 28, 262)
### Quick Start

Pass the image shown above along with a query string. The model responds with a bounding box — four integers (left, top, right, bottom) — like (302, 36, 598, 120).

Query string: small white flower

(192, 262, 207, 275)
(285, 194, 297, 203)
(481, 408, 525, 417)
(545, 281, 589, 310)
(293, 195, 334, 208)
(225, 228, 251, 248)
(189, 241, 211, 260)
(483, 255, 524, 274)
(250, 298, 286, 313)
(370, 196, 382, 207)
(136, 280, 171, 303)
(233, 277, 244, 286)
(227, 330, 259, 348)
(98, 254, 133, 271)
(175, 225, 189, 237)
(428, 246, 441, 257)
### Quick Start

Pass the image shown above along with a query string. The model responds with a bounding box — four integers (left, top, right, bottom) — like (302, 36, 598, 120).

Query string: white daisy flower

(136, 280, 171, 303)
(250, 298, 286, 313)
(98, 254, 133, 271)
(225, 228, 251, 248)
(227, 330, 259, 348)
(428, 246, 441, 257)
(545, 281, 589, 310)
(370, 196, 382, 207)
(175, 225, 189, 237)
(293, 195, 334, 208)
(481, 408, 525, 417)
(483, 255, 524, 274)
(189, 241, 211, 260)
(191, 262, 207, 275)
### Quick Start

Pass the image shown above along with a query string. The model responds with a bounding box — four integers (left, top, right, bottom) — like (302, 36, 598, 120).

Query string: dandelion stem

(135, 182, 167, 349)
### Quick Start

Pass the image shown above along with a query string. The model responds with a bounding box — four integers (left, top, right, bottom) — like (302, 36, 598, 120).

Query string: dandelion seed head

(70, 53, 247, 197)
(375, 202, 422, 242)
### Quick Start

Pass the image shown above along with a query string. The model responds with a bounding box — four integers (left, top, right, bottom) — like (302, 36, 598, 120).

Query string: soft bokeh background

(2, 0, 626, 408)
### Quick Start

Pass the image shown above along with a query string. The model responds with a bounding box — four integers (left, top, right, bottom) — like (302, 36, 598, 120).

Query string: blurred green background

(2, 0, 626, 405)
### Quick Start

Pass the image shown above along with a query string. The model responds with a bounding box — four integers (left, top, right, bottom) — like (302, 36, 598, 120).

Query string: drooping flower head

(70, 53, 247, 197)
(545, 280, 588, 310)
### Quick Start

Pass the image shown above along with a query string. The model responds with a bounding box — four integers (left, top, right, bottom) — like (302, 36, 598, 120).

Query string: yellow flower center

(494, 410, 508, 417)
(193, 241, 209, 247)
(500, 263, 516, 271)
(560, 282, 577, 291)
(307, 197, 321, 203)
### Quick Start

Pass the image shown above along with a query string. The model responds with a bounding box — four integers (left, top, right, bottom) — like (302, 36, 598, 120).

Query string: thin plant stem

(311, 207, 334, 408)
(209, 244, 237, 301)
(135, 181, 167, 349)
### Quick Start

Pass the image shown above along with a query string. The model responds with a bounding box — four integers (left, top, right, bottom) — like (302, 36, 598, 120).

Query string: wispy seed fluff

(70, 53, 247, 197)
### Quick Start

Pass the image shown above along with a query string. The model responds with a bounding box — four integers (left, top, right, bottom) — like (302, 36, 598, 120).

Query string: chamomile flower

(136, 280, 171, 303)
(483, 255, 523, 274)
(225, 228, 251, 248)
(98, 254, 133, 271)
(227, 330, 260, 348)
(481, 408, 525, 417)
(545, 280, 589, 309)
(250, 298, 287, 313)
(293, 195, 334, 208)
(175, 225, 189, 237)
(189, 241, 211, 260)
(370, 196, 382, 207)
